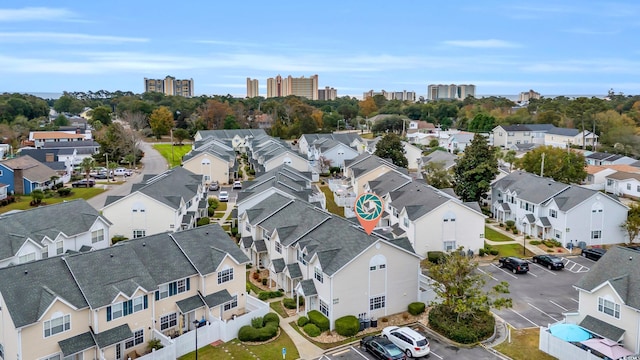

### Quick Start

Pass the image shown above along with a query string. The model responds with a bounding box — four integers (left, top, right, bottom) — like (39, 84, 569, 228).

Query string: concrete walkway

(276, 311, 325, 360)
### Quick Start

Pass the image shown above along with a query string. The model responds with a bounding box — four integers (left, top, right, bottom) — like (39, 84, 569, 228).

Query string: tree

(466, 113, 495, 132)
(359, 97, 377, 118)
(172, 128, 190, 145)
(428, 138, 440, 148)
(106, 160, 117, 181)
(622, 203, 640, 244)
(423, 161, 453, 189)
(374, 133, 408, 168)
(317, 156, 332, 174)
(30, 189, 44, 205)
(502, 150, 517, 172)
(121, 111, 148, 130)
(428, 248, 511, 322)
(90, 106, 112, 125)
(453, 134, 498, 202)
(149, 106, 174, 139)
(514, 146, 587, 183)
(223, 115, 240, 129)
(53, 114, 69, 126)
(79, 157, 94, 182)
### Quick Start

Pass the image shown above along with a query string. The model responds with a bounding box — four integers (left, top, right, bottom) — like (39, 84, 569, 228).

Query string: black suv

(498, 256, 530, 274)
(581, 248, 607, 261)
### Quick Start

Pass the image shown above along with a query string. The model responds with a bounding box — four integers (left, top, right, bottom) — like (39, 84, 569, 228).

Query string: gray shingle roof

(579, 315, 625, 341)
(575, 246, 640, 310)
(493, 172, 570, 204)
(238, 166, 315, 204)
(606, 171, 640, 182)
(299, 279, 317, 296)
(197, 129, 267, 142)
(244, 193, 293, 224)
(240, 237, 253, 249)
(58, 331, 96, 357)
(259, 199, 330, 246)
(287, 263, 302, 279)
(524, 214, 536, 223)
(546, 127, 580, 136)
(1, 155, 58, 183)
(301, 133, 362, 148)
(203, 289, 233, 308)
(367, 171, 412, 196)
(253, 240, 267, 252)
(176, 293, 206, 313)
(0, 256, 88, 328)
(94, 324, 132, 348)
(421, 150, 457, 170)
(271, 258, 286, 273)
(171, 224, 249, 276)
(539, 217, 551, 226)
(0, 199, 107, 262)
(388, 182, 462, 221)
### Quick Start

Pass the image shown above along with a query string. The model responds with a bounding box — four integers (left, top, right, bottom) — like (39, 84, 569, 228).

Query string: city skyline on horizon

(1, 2, 639, 98)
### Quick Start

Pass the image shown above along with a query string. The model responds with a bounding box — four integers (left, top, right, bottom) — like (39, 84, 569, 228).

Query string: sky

(1, 1, 640, 98)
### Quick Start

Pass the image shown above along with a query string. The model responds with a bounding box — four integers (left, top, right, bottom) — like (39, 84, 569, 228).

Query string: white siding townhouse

(492, 171, 628, 246)
(0, 224, 257, 360)
(194, 129, 268, 152)
(344, 153, 407, 196)
(308, 138, 360, 170)
(298, 133, 365, 160)
(542, 247, 640, 357)
(182, 137, 236, 185)
(102, 167, 208, 239)
(605, 171, 640, 199)
(239, 193, 422, 330)
(0, 199, 111, 268)
(249, 138, 309, 174)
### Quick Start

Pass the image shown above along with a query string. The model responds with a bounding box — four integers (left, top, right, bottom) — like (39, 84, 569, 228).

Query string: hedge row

(283, 296, 304, 309)
(428, 304, 495, 344)
(238, 312, 280, 342)
(303, 323, 321, 337)
(307, 310, 330, 332)
(258, 290, 283, 301)
(334, 315, 359, 337)
(408, 302, 425, 316)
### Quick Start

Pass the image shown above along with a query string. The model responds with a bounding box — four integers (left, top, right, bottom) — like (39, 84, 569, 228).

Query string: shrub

(263, 312, 280, 326)
(303, 323, 321, 337)
(208, 197, 219, 209)
(297, 316, 309, 327)
(253, 272, 260, 280)
(530, 240, 541, 245)
(57, 188, 72, 197)
(505, 220, 515, 229)
(258, 291, 283, 301)
(335, 316, 359, 337)
(408, 302, 426, 316)
(479, 248, 486, 256)
(111, 235, 128, 245)
(525, 235, 531, 239)
(258, 292, 269, 301)
(307, 310, 330, 332)
(489, 249, 499, 256)
(427, 251, 446, 264)
(238, 323, 278, 342)
(197, 217, 211, 226)
(512, 229, 519, 234)
(262, 278, 268, 285)
(381, 317, 389, 323)
(283, 298, 296, 309)
(428, 304, 495, 344)
(251, 317, 264, 328)
(499, 223, 504, 227)
(147, 338, 164, 351)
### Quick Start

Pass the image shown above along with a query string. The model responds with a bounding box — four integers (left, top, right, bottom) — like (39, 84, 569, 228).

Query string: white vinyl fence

(538, 325, 601, 360)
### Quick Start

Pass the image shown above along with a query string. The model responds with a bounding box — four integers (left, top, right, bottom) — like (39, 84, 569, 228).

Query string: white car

(382, 326, 430, 358)
(232, 181, 242, 189)
(218, 191, 229, 202)
(113, 167, 133, 177)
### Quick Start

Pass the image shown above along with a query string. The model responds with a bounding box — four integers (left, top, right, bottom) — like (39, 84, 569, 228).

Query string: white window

(263, 231, 271, 241)
(275, 242, 282, 253)
(598, 297, 620, 319)
(628, 183, 632, 191)
(370, 296, 385, 310)
(56, 241, 64, 255)
(133, 230, 145, 238)
(314, 267, 323, 283)
(245, 223, 251, 232)
(133, 296, 144, 312)
(158, 284, 169, 300)
(111, 302, 124, 320)
(19, 252, 36, 264)
(125, 329, 144, 349)
(91, 229, 104, 243)
(177, 279, 186, 293)
(297, 249, 307, 265)
(370, 265, 376, 271)
(591, 230, 602, 239)
(554, 230, 562, 239)
(549, 209, 557, 218)
(319, 299, 329, 317)
(224, 295, 238, 311)
(403, 217, 409, 227)
(42, 245, 49, 259)
(379, 264, 386, 269)
(44, 314, 71, 338)
(160, 313, 177, 330)
(607, 179, 614, 186)
(444, 241, 456, 251)
(637, 185, 640, 192)
(218, 268, 234, 284)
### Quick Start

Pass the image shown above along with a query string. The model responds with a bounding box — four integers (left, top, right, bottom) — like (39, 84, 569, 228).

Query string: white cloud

(0, 7, 80, 22)
(0, 32, 148, 44)
(442, 39, 521, 48)
(192, 39, 264, 47)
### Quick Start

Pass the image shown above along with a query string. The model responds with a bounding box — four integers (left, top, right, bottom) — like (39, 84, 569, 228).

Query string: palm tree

(79, 157, 94, 182)
(107, 160, 117, 182)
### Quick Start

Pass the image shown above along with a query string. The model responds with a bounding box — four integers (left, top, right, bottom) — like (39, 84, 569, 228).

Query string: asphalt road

(479, 254, 593, 329)
(87, 141, 168, 209)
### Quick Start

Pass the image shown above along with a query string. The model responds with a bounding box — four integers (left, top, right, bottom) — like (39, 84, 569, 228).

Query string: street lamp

(192, 320, 199, 360)
(104, 153, 110, 182)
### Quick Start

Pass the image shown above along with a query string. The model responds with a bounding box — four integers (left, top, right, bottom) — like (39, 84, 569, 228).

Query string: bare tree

(120, 111, 147, 170)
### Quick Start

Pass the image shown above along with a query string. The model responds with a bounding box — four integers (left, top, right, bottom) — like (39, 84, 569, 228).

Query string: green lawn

(212, 212, 225, 219)
(270, 301, 289, 318)
(178, 330, 299, 360)
(213, 202, 227, 211)
(488, 241, 535, 257)
(494, 327, 556, 360)
(289, 321, 371, 350)
(153, 144, 192, 167)
(0, 188, 105, 214)
(319, 184, 344, 217)
(485, 226, 515, 242)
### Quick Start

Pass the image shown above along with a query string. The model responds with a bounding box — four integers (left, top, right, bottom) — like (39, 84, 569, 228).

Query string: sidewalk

(275, 311, 325, 360)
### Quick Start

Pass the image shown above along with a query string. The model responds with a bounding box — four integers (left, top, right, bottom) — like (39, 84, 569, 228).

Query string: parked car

(90, 172, 109, 180)
(218, 191, 229, 202)
(581, 248, 607, 261)
(233, 180, 242, 189)
(72, 179, 95, 188)
(498, 256, 530, 274)
(113, 167, 133, 177)
(382, 326, 430, 358)
(532, 254, 565, 270)
(360, 335, 406, 360)
(208, 181, 219, 191)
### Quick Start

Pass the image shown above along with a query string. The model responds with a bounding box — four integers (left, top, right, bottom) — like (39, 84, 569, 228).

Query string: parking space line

(477, 267, 498, 281)
(430, 351, 443, 359)
(531, 263, 557, 275)
(571, 298, 579, 303)
(509, 308, 539, 327)
(528, 302, 559, 322)
(333, 349, 350, 356)
(549, 300, 568, 311)
(490, 263, 518, 279)
(527, 270, 538, 277)
(349, 346, 369, 359)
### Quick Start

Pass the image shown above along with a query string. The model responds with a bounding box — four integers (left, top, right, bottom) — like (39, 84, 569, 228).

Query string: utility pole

(540, 152, 545, 177)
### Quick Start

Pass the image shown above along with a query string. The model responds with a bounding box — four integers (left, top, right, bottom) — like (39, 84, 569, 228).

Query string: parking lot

(209, 184, 242, 203)
(479, 254, 595, 329)
(318, 324, 502, 360)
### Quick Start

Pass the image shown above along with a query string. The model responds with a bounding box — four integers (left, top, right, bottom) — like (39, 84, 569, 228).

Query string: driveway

(479, 255, 594, 329)
(87, 141, 168, 209)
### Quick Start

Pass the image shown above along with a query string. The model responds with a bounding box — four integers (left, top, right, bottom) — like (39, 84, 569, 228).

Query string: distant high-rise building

(363, 89, 416, 102)
(519, 89, 541, 102)
(318, 86, 338, 100)
(266, 74, 319, 100)
(427, 84, 475, 100)
(246, 78, 259, 98)
(144, 76, 194, 97)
